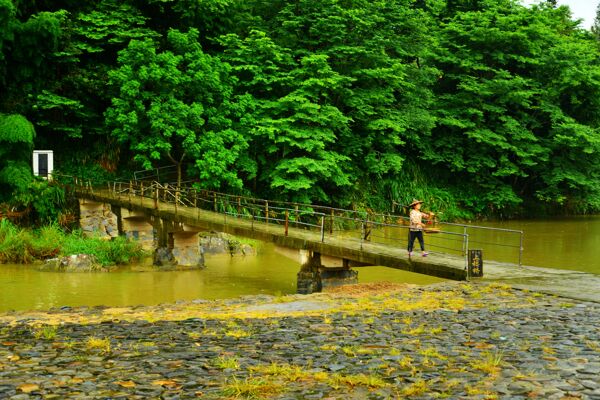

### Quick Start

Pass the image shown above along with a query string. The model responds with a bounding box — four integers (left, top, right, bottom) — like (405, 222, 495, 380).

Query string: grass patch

(585, 340, 600, 352)
(62, 230, 144, 266)
(0, 220, 144, 266)
(249, 362, 389, 391)
(249, 363, 306, 381)
(470, 351, 503, 375)
(319, 344, 339, 352)
(403, 324, 426, 335)
(225, 329, 251, 338)
(32, 325, 58, 340)
(186, 331, 201, 340)
(401, 379, 428, 396)
(221, 376, 284, 399)
(86, 337, 111, 353)
(329, 373, 389, 389)
(0, 219, 38, 263)
(213, 356, 240, 370)
(419, 347, 447, 360)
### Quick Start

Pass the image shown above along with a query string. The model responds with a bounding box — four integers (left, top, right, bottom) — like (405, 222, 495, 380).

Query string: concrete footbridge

(65, 177, 523, 293)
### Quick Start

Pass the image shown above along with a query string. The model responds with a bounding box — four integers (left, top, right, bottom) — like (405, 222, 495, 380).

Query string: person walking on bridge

(408, 199, 433, 257)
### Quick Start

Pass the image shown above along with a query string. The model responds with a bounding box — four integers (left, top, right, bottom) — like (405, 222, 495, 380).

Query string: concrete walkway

(483, 261, 600, 303)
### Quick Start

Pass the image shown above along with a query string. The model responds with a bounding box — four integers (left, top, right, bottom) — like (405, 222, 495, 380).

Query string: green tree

(106, 28, 249, 189)
(0, 114, 35, 200)
(221, 30, 353, 203)
(425, 0, 600, 213)
(592, 2, 600, 40)
(222, 0, 438, 204)
(0, 4, 63, 114)
(29, 0, 160, 173)
(0, 0, 16, 82)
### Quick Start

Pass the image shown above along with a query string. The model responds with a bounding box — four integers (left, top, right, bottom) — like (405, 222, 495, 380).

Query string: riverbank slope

(0, 282, 599, 399)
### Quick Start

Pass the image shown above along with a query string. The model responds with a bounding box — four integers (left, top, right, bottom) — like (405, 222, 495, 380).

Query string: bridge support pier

(120, 209, 155, 251)
(171, 230, 204, 268)
(78, 199, 118, 239)
(297, 251, 358, 295)
(153, 219, 204, 268)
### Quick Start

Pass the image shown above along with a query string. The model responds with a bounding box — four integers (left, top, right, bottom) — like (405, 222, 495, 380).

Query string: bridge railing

(345, 210, 524, 266)
(61, 175, 521, 270)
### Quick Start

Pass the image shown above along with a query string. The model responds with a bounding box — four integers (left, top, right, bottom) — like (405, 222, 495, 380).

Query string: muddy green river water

(1, 216, 598, 311)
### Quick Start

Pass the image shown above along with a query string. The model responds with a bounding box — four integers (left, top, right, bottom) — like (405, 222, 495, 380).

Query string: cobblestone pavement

(0, 282, 599, 399)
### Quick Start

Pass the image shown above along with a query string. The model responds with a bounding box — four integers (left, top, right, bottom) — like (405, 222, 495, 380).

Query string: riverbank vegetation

(0, 220, 144, 266)
(2, 0, 600, 220)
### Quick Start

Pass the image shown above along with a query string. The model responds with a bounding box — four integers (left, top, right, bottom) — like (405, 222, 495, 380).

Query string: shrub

(0, 220, 144, 266)
(61, 231, 144, 266)
(29, 224, 64, 259)
(0, 219, 34, 263)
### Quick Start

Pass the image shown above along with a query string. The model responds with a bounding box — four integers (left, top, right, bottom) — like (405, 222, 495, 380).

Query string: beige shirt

(409, 209, 428, 231)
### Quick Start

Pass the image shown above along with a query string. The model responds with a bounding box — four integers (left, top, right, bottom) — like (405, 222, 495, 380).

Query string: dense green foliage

(3, 0, 600, 218)
(0, 113, 35, 197)
(0, 220, 144, 265)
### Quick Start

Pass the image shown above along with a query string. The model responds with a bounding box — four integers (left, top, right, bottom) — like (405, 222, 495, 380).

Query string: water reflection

(1, 216, 598, 312)
(462, 216, 600, 273)
(0, 244, 443, 311)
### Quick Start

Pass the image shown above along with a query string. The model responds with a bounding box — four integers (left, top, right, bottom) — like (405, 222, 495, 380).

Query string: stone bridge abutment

(79, 200, 204, 268)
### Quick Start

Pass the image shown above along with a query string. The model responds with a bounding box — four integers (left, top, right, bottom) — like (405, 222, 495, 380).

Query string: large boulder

(41, 254, 103, 272)
(153, 246, 204, 269)
(200, 232, 256, 256)
(153, 247, 175, 267)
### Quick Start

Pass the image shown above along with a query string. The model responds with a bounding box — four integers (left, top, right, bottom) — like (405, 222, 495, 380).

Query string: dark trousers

(408, 230, 425, 252)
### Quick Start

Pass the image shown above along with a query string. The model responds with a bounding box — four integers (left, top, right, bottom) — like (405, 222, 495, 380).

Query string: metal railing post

(154, 187, 158, 210)
(213, 192, 217, 212)
(320, 216, 325, 242)
(519, 231, 524, 267)
(465, 233, 470, 280)
(462, 226, 467, 255)
(140, 181, 144, 206)
(285, 210, 289, 236)
(360, 222, 364, 250)
(265, 201, 269, 224)
(329, 209, 334, 235)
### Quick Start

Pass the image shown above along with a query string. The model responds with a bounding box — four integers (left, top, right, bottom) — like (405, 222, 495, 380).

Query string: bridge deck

(78, 189, 468, 281)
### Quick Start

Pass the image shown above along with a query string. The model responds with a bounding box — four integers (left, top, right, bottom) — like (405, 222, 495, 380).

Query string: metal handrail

(63, 174, 530, 269)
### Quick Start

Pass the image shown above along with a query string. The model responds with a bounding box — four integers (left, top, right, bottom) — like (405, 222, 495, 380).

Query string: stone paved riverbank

(0, 282, 599, 399)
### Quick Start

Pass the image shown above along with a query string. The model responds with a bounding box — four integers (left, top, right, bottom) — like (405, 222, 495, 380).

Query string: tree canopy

(3, 0, 600, 218)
